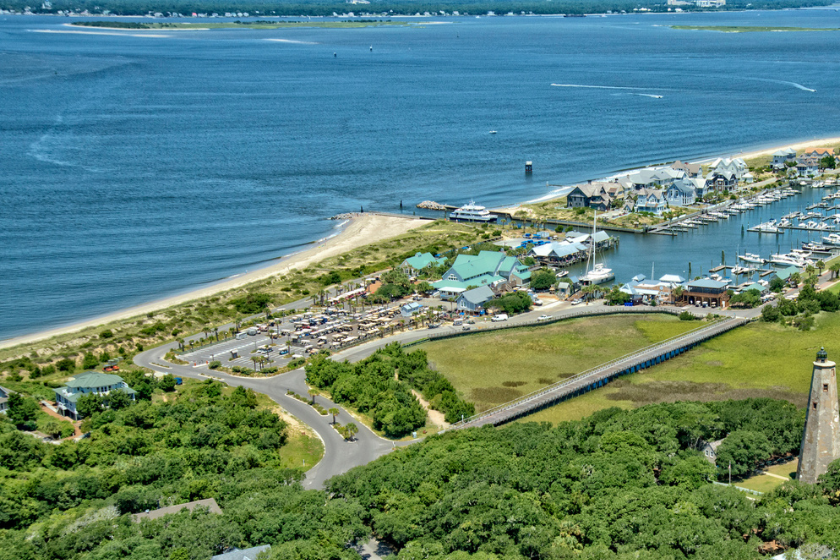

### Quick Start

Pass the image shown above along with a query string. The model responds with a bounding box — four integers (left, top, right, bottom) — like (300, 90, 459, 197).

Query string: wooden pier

(450, 316, 748, 429)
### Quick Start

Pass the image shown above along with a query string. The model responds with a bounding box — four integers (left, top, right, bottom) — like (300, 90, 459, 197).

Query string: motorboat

(822, 233, 840, 246)
(769, 253, 812, 267)
(748, 222, 782, 234)
(739, 253, 765, 264)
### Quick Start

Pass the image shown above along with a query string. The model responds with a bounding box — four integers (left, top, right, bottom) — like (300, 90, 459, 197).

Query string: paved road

(136, 299, 759, 488)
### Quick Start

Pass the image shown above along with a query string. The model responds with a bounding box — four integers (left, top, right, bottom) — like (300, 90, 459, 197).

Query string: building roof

(803, 147, 834, 156)
(403, 252, 443, 271)
(659, 274, 686, 284)
(433, 274, 506, 292)
(64, 371, 125, 389)
(686, 278, 727, 289)
(741, 282, 766, 293)
(670, 160, 702, 176)
(774, 265, 801, 281)
(667, 180, 696, 196)
(211, 546, 271, 560)
(132, 498, 222, 523)
(458, 285, 495, 306)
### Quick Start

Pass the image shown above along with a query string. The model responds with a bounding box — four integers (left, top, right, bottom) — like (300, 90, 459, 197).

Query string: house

(772, 148, 796, 170)
(664, 180, 696, 207)
(53, 371, 136, 420)
(708, 157, 748, 180)
(669, 160, 702, 178)
(801, 147, 834, 160)
(620, 168, 684, 191)
(797, 156, 820, 177)
(634, 188, 667, 214)
(400, 252, 445, 277)
(700, 439, 725, 464)
(132, 498, 222, 523)
(770, 265, 802, 284)
(432, 251, 530, 296)
(456, 285, 496, 313)
(740, 282, 768, 295)
(619, 274, 678, 304)
(0, 386, 9, 414)
(528, 241, 587, 265)
(679, 278, 730, 308)
(566, 182, 613, 211)
(705, 170, 738, 192)
(211, 546, 271, 560)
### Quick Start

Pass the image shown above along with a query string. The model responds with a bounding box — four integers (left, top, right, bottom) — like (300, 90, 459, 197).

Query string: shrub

(678, 311, 698, 321)
(55, 358, 75, 372)
(99, 330, 113, 339)
(208, 361, 222, 369)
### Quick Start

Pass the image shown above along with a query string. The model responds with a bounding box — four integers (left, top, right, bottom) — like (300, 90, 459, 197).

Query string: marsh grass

(420, 315, 700, 412)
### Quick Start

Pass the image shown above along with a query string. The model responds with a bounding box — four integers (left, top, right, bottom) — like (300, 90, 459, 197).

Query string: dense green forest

(2, 382, 838, 559)
(1, 0, 831, 16)
(305, 343, 474, 436)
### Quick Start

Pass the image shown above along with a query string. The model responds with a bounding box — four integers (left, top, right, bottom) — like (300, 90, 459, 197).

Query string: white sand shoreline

(0, 214, 429, 351)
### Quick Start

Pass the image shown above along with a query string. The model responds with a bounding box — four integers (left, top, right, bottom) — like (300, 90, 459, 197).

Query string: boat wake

(265, 38, 320, 45)
(552, 83, 650, 91)
(777, 80, 816, 93)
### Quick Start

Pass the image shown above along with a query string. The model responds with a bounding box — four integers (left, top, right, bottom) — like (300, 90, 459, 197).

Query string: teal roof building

(54, 371, 136, 420)
(433, 251, 531, 297)
(400, 252, 446, 276)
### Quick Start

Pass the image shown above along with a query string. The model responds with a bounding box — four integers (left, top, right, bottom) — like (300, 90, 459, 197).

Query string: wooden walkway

(451, 316, 748, 429)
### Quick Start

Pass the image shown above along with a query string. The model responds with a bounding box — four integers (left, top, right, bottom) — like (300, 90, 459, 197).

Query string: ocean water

(2, 10, 840, 340)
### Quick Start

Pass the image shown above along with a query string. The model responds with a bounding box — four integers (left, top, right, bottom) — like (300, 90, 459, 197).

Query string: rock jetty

(417, 200, 447, 211)
(329, 213, 360, 220)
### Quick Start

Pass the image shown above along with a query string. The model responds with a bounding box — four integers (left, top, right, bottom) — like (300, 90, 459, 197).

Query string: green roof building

(432, 251, 531, 299)
(54, 371, 136, 420)
(400, 252, 446, 276)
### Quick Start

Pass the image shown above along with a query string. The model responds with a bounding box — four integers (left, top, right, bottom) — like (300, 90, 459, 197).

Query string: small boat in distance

(448, 201, 498, 223)
(489, 130, 497, 134)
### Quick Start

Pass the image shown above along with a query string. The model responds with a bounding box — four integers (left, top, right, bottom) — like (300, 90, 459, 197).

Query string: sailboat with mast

(579, 210, 615, 286)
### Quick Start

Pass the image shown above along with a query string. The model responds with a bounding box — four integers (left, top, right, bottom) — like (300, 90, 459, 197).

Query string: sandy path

(0, 214, 427, 350)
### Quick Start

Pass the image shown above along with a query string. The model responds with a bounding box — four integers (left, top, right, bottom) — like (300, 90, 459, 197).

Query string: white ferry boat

(448, 201, 498, 223)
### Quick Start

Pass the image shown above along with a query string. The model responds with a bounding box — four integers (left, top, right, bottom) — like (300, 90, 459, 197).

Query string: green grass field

(526, 313, 840, 425)
(419, 314, 704, 413)
(672, 25, 840, 33)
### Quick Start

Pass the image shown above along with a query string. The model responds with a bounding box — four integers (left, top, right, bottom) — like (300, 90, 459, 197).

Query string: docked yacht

(822, 233, 840, 246)
(749, 221, 782, 234)
(579, 212, 615, 286)
(448, 201, 498, 223)
(769, 253, 812, 267)
(739, 253, 765, 264)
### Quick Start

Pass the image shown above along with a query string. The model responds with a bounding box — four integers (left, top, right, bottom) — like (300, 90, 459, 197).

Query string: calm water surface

(2, 10, 840, 339)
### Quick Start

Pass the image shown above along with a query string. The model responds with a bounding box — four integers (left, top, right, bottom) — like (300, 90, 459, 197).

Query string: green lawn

(526, 313, 840, 425)
(419, 314, 704, 413)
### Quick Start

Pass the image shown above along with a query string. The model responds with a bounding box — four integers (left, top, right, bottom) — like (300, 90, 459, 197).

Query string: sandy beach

(0, 213, 428, 350)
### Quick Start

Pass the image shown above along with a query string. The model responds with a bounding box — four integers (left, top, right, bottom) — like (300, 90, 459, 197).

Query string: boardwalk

(452, 316, 748, 429)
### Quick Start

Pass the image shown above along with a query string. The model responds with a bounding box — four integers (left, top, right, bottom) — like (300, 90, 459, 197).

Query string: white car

(491, 314, 508, 322)
(537, 315, 551, 321)
(571, 299, 583, 306)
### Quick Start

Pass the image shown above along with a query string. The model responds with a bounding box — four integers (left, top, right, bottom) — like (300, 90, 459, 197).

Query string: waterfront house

(709, 157, 748, 180)
(0, 386, 9, 414)
(566, 182, 613, 211)
(634, 189, 667, 215)
(664, 180, 697, 206)
(456, 285, 496, 313)
(529, 241, 587, 266)
(801, 147, 834, 160)
(739, 282, 768, 295)
(772, 148, 797, 170)
(433, 251, 530, 297)
(770, 265, 802, 285)
(211, 546, 272, 560)
(620, 168, 684, 191)
(53, 371, 136, 420)
(679, 278, 730, 308)
(796, 156, 820, 177)
(619, 274, 678, 304)
(669, 160, 702, 178)
(705, 170, 738, 192)
(400, 252, 445, 277)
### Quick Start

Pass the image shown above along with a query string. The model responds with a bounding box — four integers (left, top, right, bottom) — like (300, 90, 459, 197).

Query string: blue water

(2, 10, 840, 340)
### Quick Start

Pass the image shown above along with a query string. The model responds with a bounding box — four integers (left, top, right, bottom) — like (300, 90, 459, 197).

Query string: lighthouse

(797, 347, 840, 484)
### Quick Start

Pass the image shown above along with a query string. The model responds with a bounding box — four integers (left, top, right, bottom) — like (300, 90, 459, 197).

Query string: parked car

(492, 314, 508, 322)
(571, 299, 583, 306)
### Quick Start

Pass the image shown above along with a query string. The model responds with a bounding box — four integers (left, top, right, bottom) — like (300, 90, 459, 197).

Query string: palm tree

(790, 272, 801, 287)
(344, 422, 358, 441)
(817, 260, 826, 276)
(329, 407, 339, 425)
(831, 263, 840, 280)
(250, 356, 259, 372)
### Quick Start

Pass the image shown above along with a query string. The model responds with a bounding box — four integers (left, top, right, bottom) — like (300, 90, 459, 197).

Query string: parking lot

(179, 303, 443, 372)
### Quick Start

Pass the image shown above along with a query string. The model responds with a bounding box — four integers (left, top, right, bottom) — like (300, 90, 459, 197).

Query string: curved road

(136, 300, 755, 489)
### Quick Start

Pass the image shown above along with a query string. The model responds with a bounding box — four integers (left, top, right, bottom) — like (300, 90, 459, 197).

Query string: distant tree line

(2, 0, 831, 16)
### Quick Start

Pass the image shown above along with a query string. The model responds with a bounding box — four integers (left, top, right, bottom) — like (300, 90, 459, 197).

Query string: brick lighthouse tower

(797, 347, 840, 484)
